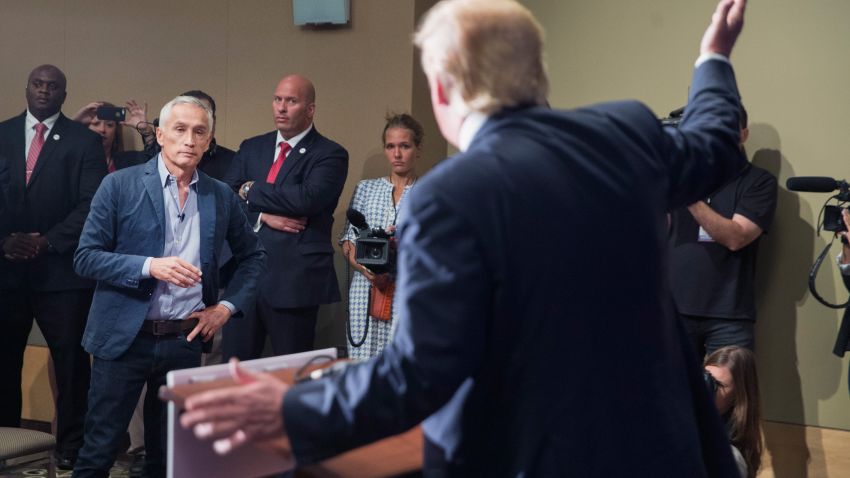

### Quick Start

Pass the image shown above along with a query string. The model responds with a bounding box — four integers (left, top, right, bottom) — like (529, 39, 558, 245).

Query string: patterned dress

(339, 177, 414, 360)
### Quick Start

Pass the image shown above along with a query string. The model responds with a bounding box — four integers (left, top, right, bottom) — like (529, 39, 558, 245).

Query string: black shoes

(128, 450, 146, 478)
(54, 450, 78, 470)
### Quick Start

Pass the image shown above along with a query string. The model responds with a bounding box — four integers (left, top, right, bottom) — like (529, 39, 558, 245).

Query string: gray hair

(159, 95, 214, 131)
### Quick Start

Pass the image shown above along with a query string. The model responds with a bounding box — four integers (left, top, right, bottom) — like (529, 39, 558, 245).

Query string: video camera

(346, 208, 396, 275)
(786, 176, 850, 309)
(659, 106, 685, 127)
(786, 176, 850, 232)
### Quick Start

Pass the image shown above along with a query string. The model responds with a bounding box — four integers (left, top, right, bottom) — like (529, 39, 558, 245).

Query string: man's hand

(262, 214, 307, 234)
(3, 232, 47, 262)
(187, 303, 232, 342)
(149, 257, 202, 288)
(700, 0, 746, 58)
(72, 102, 103, 126)
(180, 359, 291, 456)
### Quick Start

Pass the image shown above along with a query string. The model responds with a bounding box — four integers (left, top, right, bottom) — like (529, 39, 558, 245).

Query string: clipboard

(165, 348, 337, 478)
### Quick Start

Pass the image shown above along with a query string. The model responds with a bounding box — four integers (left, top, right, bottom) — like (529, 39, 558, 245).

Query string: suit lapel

(27, 114, 67, 188)
(274, 127, 318, 184)
(196, 173, 215, 267)
(142, 158, 166, 246)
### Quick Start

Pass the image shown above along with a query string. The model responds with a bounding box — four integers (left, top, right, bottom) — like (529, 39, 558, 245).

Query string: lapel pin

(299, 148, 306, 154)
(53, 134, 60, 140)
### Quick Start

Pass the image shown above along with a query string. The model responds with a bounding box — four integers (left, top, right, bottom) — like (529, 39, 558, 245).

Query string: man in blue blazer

(181, 0, 750, 475)
(223, 74, 348, 359)
(72, 96, 266, 478)
(0, 64, 106, 469)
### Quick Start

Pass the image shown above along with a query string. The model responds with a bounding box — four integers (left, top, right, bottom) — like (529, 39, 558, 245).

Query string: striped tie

(26, 122, 47, 185)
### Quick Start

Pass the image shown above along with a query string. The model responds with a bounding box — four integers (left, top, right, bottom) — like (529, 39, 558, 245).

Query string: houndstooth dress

(339, 177, 414, 360)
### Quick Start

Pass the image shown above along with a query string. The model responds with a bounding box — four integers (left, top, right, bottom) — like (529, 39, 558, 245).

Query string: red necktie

(266, 142, 291, 183)
(26, 123, 47, 185)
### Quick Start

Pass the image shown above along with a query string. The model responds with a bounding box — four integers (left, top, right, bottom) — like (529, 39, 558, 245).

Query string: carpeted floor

(0, 454, 135, 477)
(0, 457, 132, 477)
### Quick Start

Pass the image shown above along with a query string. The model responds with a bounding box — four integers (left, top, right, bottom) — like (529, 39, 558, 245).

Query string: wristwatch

(240, 181, 253, 200)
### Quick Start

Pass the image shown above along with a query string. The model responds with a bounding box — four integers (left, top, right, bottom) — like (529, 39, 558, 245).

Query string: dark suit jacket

(74, 158, 267, 360)
(224, 126, 347, 308)
(113, 150, 149, 171)
(0, 112, 106, 291)
(144, 139, 235, 181)
(199, 142, 236, 181)
(0, 154, 8, 223)
(283, 60, 745, 476)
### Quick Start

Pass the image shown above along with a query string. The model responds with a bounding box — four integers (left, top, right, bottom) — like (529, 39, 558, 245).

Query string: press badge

(698, 226, 715, 242)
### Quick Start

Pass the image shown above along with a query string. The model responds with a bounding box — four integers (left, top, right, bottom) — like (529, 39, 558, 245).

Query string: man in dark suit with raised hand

(72, 96, 266, 478)
(181, 0, 750, 475)
(223, 74, 348, 359)
(0, 64, 106, 469)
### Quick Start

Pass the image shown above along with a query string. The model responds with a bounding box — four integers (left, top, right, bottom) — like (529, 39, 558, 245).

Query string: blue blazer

(74, 158, 266, 360)
(283, 60, 745, 477)
(224, 126, 348, 308)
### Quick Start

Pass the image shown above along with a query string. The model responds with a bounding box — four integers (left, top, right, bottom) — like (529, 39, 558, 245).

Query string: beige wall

(522, 0, 850, 434)
(0, 1, 446, 350)
(12, 0, 847, 445)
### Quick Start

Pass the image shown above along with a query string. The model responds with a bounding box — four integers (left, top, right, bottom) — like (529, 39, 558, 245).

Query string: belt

(139, 318, 199, 336)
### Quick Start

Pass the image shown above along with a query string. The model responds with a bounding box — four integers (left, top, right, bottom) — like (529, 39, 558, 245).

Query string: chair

(0, 426, 56, 477)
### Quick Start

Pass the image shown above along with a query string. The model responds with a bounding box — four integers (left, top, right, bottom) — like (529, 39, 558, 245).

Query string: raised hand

(123, 99, 149, 130)
(72, 102, 103, 126)
(700, 0, 747, 58)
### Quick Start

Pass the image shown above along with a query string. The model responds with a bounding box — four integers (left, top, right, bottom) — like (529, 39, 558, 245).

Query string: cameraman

(339, 114, 423, 359)
(669, 105, 778, 359)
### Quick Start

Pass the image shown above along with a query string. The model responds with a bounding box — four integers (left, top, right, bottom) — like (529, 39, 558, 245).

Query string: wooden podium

(163, 351, 423, 478)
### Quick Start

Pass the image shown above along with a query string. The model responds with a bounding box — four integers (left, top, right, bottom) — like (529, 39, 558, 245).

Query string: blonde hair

(414, 0, 549, 116)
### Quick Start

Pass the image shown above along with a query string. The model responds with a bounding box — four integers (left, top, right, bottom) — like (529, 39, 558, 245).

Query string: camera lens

(368, 246, 382, 259)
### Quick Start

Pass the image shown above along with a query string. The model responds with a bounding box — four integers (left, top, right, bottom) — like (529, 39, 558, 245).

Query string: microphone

(178, 213, 185, 223)
(346, 208, 369, 230)
(786, 176, 846, 193)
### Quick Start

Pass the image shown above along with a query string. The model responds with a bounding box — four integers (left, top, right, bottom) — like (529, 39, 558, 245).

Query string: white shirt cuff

(219, 300, 237, 314)
(695, 52, 731, 68)
(141, 257, 153, 278)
